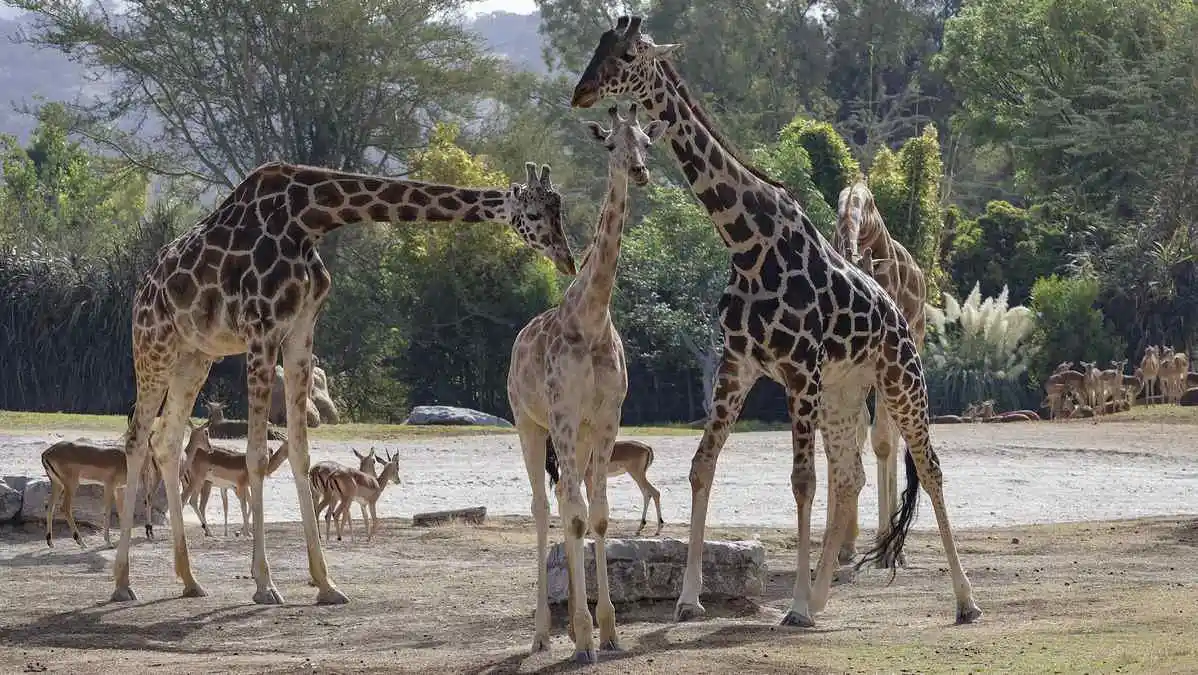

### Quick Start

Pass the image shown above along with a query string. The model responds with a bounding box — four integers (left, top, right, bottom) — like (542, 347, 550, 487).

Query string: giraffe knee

(790, 462, 816, 500)
(569, 516, 586, 539)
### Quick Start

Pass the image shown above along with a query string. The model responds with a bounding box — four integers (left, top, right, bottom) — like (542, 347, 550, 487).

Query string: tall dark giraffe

(114, 161, 574, 605)
(570, 16, 980, 627)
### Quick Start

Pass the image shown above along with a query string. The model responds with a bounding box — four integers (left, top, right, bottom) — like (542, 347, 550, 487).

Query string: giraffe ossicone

(570, 15, 981, 628)
(508, 101, 668, 663)
(113, 160, 574, 607)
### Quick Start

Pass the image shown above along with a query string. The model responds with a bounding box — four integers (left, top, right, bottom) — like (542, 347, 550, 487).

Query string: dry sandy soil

(1, 421, 1197, 673)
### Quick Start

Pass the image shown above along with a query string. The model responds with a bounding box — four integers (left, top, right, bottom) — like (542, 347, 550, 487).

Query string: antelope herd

(1043, 345, 1193, 420)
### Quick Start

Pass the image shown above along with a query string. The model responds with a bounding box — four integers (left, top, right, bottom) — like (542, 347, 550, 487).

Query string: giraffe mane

(657, 57, 789, 194)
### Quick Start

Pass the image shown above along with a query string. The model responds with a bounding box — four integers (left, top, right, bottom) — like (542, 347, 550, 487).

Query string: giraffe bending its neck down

(832, 180, 928, 568)
(571, 16, 980, 628)
(508, 103, 668, 663)
(114, 161, 575, 605)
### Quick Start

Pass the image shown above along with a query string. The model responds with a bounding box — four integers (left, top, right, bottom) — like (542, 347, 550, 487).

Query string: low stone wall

(546, 538, 767, 604)
(1, 474, 167, 527)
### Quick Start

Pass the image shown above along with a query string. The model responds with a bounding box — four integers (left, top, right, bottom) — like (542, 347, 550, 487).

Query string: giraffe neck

(561, 162, 629, 333)
(228, 163, 514, 237)
(634, 66, 816, 252)
(843, 199, 897, 262)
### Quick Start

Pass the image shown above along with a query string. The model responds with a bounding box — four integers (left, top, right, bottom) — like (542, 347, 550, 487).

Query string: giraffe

(570, 16, 980, 628)
(113, 161, 575, 605)
(508, 103, 669, 662)
(832, 179, 927, 568)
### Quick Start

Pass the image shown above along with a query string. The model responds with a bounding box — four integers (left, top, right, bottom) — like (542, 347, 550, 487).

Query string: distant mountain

(0, 10, 549, 142)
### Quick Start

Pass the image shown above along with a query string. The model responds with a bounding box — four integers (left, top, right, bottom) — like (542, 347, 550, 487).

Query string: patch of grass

(1097, 404, 1198, 425)
(0, 410, 129, 433)
(621, 420, 790, 437)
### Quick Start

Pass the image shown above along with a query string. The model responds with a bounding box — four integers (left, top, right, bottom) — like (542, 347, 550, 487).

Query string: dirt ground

(1, 420, 1197, 673)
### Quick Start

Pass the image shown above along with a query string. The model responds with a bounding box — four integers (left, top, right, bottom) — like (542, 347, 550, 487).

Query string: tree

(614, 185, 728, 422)
(945, 200, 1071, 304)
(869, 126, 945, 291)
(316, 123, 561, 421)
(11, 0, 502, 187)
(776, 117, 860, 211)
(0, 101, 148, 256)
(1028, 274, 1125, 387)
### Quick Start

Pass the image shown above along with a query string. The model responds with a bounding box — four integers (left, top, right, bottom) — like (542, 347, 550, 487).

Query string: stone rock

(546, 538, 766, 604)
(1179, 387, 1198, 407)
(20, 477, 167, 526)
(0, 482, 21, 522)
(269, 364, 322, 427)
(311, 366, 340, 425)
(3, 475, 31, 494)
(404, 405, 514, 428)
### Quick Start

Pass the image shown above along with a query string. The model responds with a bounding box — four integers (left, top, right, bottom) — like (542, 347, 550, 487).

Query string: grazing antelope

(41, 441, 159, 548)
(181, 424, 290, 537)
(324, 450, 402, 542)
(545, 438, 665, 536)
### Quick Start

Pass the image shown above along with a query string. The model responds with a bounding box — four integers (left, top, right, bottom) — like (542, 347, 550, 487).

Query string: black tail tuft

(544, 437, 561, 487)
(855, 446, 920, 580)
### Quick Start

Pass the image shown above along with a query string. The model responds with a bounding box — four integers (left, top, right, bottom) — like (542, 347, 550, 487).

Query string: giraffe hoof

(574, 649, 598, 664)
(674, 602, 706, 623)
(530, 634, 550, 654)
(780, 611, 815, 628)
(316, 587, 350, 605)
(181, 583, 208, 598)
(956, 602, 983, 624)
(110, 586, 137, 603)
(253, 587, 285, 605)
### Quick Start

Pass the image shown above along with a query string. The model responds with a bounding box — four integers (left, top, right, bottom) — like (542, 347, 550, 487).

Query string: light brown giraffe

(1140, 346, 1160, 404)
(571, 16, 980, 628)
(508, 103, 668, 662)
(832, 179, 927, 568)
(113, 161, 575, 605)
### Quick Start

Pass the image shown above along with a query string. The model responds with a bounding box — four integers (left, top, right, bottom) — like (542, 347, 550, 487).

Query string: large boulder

(20, 477, 167, 526)
(0, 482, 21, 522)
(546, 538, 767, 604)
(404, 405, 514, 428)
(1180, 387, 1198, 407)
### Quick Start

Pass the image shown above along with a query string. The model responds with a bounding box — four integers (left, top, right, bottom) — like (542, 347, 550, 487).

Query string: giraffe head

(570, 16, 679, 109)
(510, 162, 576, 276)
(835, 183, 872, 267)
(583, 103, 670, 187)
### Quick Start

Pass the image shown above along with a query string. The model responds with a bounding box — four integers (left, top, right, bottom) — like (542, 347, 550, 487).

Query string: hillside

(0, 9, 547, 142)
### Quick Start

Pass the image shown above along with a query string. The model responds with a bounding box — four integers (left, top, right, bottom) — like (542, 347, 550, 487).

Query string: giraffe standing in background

(832, 179, 927, 568)
(570, 16, 980, 628)
(508, 103, 669, 662)
(114, 160, 575, 605)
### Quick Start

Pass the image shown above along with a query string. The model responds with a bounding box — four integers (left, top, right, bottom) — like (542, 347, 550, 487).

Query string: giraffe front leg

(549, 412, 596, 663)
(779, 360, 823, 628)
(676, 356, 760, 622)
(246, 341, 285, 605)
(811, 396, 868, 614)
(872, 399, 905, 568)
(282, 327, 347, 605)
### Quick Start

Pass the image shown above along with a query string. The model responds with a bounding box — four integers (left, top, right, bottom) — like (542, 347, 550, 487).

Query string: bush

(924, 283, 1039, 414)
(1028, 274, 1126, 387)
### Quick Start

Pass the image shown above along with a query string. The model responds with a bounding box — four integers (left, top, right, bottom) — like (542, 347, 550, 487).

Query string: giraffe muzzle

(630, 166, 650, 186)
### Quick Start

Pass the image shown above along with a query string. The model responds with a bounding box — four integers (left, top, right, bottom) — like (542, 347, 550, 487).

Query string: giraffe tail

(544, 438, 561, 487)
(854, 446, 919, 579)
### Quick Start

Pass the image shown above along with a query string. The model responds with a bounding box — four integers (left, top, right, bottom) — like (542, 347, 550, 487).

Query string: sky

(0, 1, 539, 19)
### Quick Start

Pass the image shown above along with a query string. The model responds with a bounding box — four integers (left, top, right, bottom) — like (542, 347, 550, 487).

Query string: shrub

(1028, 274, 1126, 387)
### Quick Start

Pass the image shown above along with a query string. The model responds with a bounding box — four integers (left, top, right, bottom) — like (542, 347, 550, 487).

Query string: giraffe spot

(778, 310, 803, 334)
(262, 261, 288, 298)
(458, 191, 478, 204)
(748, 298, 779, 340)
(409, 189, 432, 207)
(849, 332, 870, 355)
(339, 207, 365, 224)
(165, 273, 198, 308)
(313, 182, 344, 208)
(772, 329, 796, 356)
(662, 99, 677, 123)
(301, 208, 334, 231)
(727, 334, 748, 354)
(233, 181, 255, 204)
(230, 226, 258, 253)
(693, 127, 709, 153)
(396, 205, 420, 221)
(275, 283, 302, 320)
(854, 315, 869, 333)
(690, 154, 707, 174)
(198, 287, 222, 328)
(178, 242, 203, 270)
(349, 193, 372, 207)
(682, 161, 699, 184)
(724, 215, 754, 243)
(825, 338, 847, 361)
(463, 205, 483, 221)
(287, 184, 310, 212)
(760, 250, 782, 291)
(279, 233, 300, 259)
(425, 185, 455, 196)
(366, 203, 389, 222)
(722, 295, 745, 332)
(256, 172, 289, 199)
(833, 312, 852, 337)
(438, 196, 461, 212)
(735, 275, 751, 293)
(731, 243, 761, 271)
(708, 151, 723, 171)
(752, 211, 775, 237)
(758, 194, 779, 216)
(242, 273, 259, 296)
(252, 237, 279, 273)
(293, 170, 325, 186)
(783, 279, 817, 310)
(264, 206, 289, 236)
(361, 179, 382, 192)
(715, 183, 737, 209)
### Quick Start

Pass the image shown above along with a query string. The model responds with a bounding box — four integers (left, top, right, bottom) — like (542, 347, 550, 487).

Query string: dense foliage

(1, 0, 1195, 422)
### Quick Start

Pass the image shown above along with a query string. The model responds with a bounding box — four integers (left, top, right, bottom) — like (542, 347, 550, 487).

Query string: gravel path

(2, 421, 1196, 530)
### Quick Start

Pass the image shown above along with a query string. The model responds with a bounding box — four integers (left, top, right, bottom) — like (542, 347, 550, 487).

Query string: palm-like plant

(924, 283, 1039, 415)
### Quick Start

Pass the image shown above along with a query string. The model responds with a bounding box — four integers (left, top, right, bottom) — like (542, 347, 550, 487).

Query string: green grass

(1096, 403, 1198, 425)
(0, 409, 793, 439)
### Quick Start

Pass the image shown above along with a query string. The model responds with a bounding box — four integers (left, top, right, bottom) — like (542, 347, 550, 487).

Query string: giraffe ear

(538, 164, 552, 187)
(650, 43, 681, 58)
(643, 119, 670, 144)
(584, 121, 609, 143)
